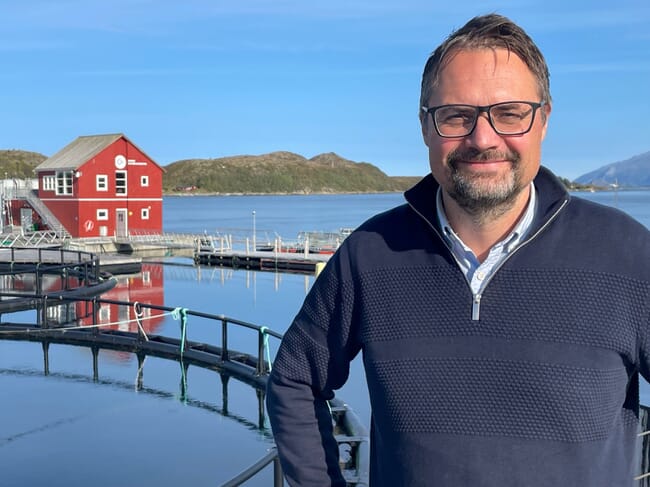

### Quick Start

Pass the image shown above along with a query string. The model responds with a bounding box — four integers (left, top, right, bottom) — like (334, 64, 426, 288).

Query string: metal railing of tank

(0, 293, 369, 486)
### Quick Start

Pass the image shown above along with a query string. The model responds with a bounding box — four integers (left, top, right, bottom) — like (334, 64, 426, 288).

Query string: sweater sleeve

(266, 249, 359, 486)
(638, 290, 650, 382)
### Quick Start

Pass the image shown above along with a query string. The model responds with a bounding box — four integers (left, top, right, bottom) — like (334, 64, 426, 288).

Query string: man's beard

(445, 148, 525, 223)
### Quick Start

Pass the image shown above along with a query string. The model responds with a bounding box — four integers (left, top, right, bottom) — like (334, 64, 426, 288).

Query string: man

(266, 13, 650, 486)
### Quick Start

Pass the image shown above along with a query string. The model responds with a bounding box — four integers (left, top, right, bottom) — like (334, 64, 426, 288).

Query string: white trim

(141, 175, 149, 187)
(141, 208, 150, 220)
(97, 209, 109, 221)
(96, 174, 108, 192)
(42, 175, 56, 191)
(128, 161, 148, 166)
(115, 170, 127, 196)
(55, 171, 73, 195)
(115, 208, 128, 238)
(39, 197, 163, 202)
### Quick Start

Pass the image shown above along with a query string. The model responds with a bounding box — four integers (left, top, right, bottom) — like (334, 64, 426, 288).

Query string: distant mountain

(163, 151, 421, 194)
(574, 151, 650, 187)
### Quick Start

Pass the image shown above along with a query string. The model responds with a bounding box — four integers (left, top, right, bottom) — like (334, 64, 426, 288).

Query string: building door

(116, 209, 128, 238)
(20, 208, 33, 231)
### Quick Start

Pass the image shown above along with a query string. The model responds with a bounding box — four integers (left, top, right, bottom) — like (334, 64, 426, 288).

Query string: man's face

(421, 49, 550, 214)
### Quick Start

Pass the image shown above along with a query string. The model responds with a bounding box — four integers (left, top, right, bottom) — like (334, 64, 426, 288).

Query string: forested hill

(0, 150, 47, 178)
(0, 149, 421, 193)
(163, 151, 421, 194)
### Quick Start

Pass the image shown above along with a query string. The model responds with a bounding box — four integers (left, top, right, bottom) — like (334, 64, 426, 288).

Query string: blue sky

(1, 0, 649, 180)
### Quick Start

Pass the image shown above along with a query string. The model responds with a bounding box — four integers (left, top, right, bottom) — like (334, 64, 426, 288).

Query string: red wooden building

(35, 134, 164, 238)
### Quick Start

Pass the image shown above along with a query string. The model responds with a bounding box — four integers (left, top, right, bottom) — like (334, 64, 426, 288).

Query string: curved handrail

(220, 448, 283, 487)
(0, 247, 106, 312)
(0, 293, 369, 486)
(637, 406, 650, 484)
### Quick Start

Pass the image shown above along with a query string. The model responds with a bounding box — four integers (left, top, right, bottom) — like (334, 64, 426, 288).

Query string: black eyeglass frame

(420, 100, 547, 138)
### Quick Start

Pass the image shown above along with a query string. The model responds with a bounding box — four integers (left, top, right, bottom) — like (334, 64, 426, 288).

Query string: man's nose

(466, 113, 501, 150)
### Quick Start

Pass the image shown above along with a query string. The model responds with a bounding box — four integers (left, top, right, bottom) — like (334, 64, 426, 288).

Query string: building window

(96, 175, 108, 191)
(115, 171, 127, 195)
(55, 171, 73, 195)
(97, 209, 108, 221)
(141, 175, 149, 187)
(42, 175, 56, 191)
(141, 208, 150, 220)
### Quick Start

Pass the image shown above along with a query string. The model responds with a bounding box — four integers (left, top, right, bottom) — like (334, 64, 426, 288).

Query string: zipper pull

(472, 294, 481, 321)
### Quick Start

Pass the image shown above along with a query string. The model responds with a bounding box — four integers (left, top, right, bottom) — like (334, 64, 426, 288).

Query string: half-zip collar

(404, 166, 571, 320)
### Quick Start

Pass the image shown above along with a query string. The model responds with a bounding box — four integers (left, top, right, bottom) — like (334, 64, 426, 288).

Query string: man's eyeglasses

(420, 101, 546, 138)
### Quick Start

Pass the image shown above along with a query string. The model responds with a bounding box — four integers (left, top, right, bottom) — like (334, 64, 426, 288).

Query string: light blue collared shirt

(436, 183, 537, 296)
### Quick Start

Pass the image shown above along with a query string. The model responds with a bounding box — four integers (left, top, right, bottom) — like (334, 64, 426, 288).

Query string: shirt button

(476, 271, 485, 280)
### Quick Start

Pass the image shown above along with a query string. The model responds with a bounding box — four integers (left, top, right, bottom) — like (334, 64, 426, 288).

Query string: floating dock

(194, 249, 329, 274)
(0, 247, 142, 275)
(98, 254, 142, 274)
(19, 230, 345, 275)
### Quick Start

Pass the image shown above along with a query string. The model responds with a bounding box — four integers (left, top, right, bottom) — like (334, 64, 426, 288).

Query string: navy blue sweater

(267, 167, 650, 486)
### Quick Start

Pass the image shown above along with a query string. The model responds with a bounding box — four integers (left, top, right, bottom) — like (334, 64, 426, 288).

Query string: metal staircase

(18, 189, 71, 239)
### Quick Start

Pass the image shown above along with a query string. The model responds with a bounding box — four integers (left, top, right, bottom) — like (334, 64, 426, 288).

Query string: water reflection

(193, 264, 313, 296)
(1, 345, 272, 438)
(0, 339, 275, 487)
(0, 273, 82, 294)
(76, 263, 166, 334)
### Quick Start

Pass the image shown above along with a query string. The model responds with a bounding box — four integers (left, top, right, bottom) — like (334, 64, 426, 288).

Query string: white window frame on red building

(96, 175, 108, 191)
(42, 175, 55, 191)
(115, 171, 127, 195)
(55, 171, 73, 195)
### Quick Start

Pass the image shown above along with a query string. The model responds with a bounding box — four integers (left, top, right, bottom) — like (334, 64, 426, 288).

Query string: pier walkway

(0, 227, 344, 275)
(67, 230, 340, 274)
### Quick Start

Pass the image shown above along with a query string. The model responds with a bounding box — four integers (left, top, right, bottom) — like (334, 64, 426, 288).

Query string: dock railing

(637, 406, 650, 485)
(0, 293, 369, 486)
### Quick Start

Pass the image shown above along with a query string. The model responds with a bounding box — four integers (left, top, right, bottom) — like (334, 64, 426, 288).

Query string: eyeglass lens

(434, 102, 536, 136)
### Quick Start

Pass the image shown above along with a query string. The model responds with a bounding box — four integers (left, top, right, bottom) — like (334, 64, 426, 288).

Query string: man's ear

(540, 102, 552, 141)
(420, 115, 431, 147)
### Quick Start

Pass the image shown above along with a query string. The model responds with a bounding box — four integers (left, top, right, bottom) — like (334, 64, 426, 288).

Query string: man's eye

(439, 110, 474, 125)
(495, 111, 522, 121)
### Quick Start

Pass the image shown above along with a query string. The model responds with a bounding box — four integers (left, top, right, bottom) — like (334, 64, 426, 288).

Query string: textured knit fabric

(266, 167, 650, 487)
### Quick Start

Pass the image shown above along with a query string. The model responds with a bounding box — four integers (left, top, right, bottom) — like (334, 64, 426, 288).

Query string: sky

(1, 0, 649, 180)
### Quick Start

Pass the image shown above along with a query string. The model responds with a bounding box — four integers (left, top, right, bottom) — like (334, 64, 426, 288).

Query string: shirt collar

(436, 182, 537, 254)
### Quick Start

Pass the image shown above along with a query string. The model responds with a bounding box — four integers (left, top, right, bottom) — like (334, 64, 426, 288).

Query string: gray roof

(36, 133, 125, 171)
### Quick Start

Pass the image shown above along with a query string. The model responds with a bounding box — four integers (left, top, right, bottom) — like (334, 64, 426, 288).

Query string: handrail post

(92, 298, 99, 335)
(41, 295, 48, 329)
(257, 328, 268, 375)
(93, 256, 99, 281)
(221, 318, 229, 361)
(273, 454, 284, 487)
(36, 264, 42, 295)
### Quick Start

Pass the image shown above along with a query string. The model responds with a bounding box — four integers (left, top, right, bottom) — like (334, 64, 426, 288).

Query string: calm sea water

(0, 189, 648, 486)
